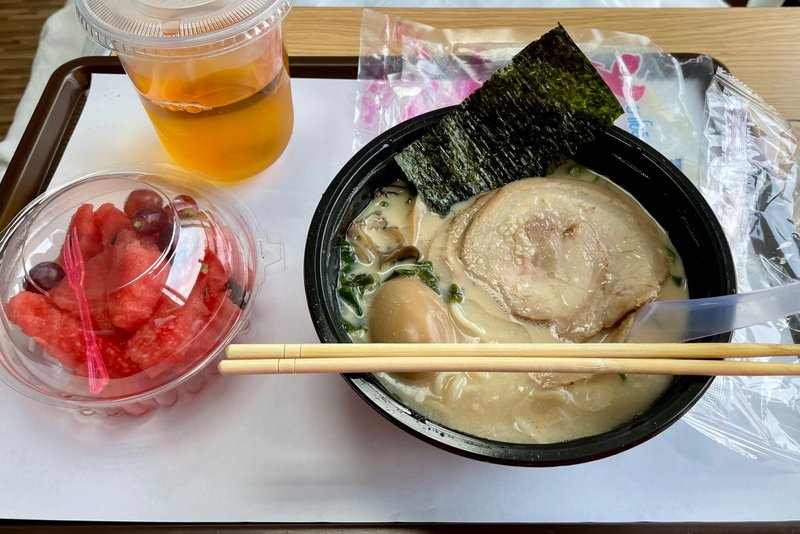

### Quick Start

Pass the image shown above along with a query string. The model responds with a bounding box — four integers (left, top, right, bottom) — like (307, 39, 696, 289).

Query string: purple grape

(177, 207, 197, 219)
(172, 194, 198, 211)
(124, 189, 163, 218)
(24, 261, 65, 293)
(172, 195, 200, 219)
(157, 223, 174, 252)
(132, 205, 169, 234)
(226, 280, 246, 309)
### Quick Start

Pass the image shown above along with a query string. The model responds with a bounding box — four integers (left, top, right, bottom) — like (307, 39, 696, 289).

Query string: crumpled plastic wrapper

(353, 9, 800, 469)
(687, 70, 800, 469)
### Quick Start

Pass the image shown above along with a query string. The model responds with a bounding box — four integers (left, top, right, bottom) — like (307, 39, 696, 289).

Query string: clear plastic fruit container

(0, 165, 268, 416)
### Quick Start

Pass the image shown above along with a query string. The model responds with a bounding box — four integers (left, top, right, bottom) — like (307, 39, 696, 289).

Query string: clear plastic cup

(76, 0, 294, 183)
(0, 165, 266, 416)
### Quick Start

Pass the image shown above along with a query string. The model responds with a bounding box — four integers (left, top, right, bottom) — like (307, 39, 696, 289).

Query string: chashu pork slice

(458, 177, 669, 341)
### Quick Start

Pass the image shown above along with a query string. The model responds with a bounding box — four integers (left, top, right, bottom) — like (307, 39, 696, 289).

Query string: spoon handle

(628, 282, 800, 343)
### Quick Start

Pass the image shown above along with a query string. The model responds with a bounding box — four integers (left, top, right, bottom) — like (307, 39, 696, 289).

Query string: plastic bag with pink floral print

(354, 10, 711, 184)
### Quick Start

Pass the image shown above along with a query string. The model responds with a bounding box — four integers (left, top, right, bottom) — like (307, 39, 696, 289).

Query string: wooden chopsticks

(218, 343, 800, 377)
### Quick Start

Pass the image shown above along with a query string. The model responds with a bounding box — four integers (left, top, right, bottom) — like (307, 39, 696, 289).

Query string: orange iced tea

(76, 0, 295, 181)
(118, 24, 292, 182)
(138, 65, 293, 182)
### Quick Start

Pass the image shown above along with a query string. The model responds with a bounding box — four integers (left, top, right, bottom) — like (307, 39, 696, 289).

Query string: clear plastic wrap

(354, 10, 800, 468)
(684, 69, 800, 469)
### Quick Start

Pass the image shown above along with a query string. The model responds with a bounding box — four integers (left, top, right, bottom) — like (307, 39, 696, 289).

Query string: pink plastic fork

(63, 227, 109, 394)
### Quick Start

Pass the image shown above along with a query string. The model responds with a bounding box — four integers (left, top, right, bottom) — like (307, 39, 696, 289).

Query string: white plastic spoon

(627, 283, 800, 343)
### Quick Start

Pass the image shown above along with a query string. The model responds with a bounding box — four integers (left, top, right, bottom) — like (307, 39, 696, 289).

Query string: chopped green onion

(665, 245, 678, 264)
(449, 283, 464, 303)
(341, 319, 364, 333)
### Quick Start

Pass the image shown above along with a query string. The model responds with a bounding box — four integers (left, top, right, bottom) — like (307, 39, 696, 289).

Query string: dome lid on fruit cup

(0, 168, 264, 408)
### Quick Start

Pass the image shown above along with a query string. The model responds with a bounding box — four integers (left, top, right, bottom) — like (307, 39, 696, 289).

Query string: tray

(3, 55, 796, 530)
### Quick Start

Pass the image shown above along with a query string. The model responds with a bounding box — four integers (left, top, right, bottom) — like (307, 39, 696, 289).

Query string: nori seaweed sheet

(394, 24, 624, 215)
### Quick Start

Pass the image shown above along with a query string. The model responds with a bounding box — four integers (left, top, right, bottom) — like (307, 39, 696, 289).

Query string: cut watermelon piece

(6, 291, 137, 378)
(107, 230, 170, 332)
(181, 296, 241, 366)
(7, 291, 84, 368)
(202, 251, 229, 312)
(124, 252, 240, 374)
(217, 226, 253, 304)
(124, 283, 211, 372)
(48, 247, 114, 331)
(152, 293, 182, 317)
(74, 338, 141, 379)
(56, 204, 103, 265)
(94, 203, 132, 247)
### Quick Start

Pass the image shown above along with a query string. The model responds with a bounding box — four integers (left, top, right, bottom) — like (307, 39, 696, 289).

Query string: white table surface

(0, 74, 797, 523)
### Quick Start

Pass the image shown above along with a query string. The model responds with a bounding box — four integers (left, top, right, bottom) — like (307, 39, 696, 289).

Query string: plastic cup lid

(76, 0, 292, 58)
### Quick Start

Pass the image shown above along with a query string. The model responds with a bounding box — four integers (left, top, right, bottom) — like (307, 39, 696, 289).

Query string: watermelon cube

(6, 291, 137, 378)
(8, 291, 84, 368)
(48, 247, 114, 332)
(94, 203, 132, 247)
(124, 285, 211, 372)
(56, 204, 103, 265)
(181, 296, 241, 366)
(201, 251, 229, 311)
(124, 251, 241, 374)
(73, 339, 141, 379)
(107, 230, 170, 332)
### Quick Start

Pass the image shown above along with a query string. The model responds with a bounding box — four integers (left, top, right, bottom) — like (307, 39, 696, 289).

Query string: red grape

(124, 189, 163, 218)
(172, 195, 199, 219)
(25, 261, 65, 292)
(132, 206, 169, 234)
(177, 208, 198, 219)
(172, 195, 198, 211)
(226, 280, 246, 309)
(157, 224, 174, 252)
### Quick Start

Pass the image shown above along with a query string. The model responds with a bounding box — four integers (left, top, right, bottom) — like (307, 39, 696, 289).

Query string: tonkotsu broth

(337, 164, 688, 444)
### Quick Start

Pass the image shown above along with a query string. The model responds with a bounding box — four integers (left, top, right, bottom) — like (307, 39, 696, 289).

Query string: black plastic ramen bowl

(304, 107, 736, 467)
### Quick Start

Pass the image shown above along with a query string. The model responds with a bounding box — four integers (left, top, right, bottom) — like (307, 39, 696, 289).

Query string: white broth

(337, 164, 688, 444)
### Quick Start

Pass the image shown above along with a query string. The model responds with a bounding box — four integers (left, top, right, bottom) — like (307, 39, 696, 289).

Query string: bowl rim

(304, 106, 737, 467)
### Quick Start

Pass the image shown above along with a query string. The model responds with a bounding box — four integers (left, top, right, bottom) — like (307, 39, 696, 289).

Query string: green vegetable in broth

(449, 283, 464, 304)
(341, 318, 364, 333)
(665, 245, 678, 264)
(394, 24, 624, 215)
(386, 260, 439, 293)
(339, 241, 357, 274)
(338, 272, 376, 316)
